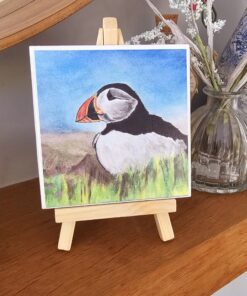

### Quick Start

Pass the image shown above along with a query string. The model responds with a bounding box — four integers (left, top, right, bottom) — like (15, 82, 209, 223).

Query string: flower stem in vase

(194, 34, 221, 91)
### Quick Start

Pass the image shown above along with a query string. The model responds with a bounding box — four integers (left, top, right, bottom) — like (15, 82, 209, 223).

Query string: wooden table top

(0, 179, 246, 295)
(0, 0, 91, 50)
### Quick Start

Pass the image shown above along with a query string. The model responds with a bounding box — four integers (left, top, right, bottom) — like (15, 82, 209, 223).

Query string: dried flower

(187, 27, 197, 38)
(211, 19, 226, 32)
(126, 23, 174, 45)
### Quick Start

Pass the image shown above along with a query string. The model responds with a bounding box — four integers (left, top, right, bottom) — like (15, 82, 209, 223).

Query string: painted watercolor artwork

(30, 45, 191, 209)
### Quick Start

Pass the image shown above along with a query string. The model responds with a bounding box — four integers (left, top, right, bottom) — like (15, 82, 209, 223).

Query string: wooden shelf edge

(1, 179, 247, 295)
(0, 0, 92, 51)
(141, 218, 247, 295)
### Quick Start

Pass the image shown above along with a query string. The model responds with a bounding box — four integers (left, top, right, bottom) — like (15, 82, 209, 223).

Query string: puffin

(76, 83, 187, 175)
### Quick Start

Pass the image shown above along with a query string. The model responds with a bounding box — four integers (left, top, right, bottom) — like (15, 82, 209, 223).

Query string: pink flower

(191, 3, 198, 12)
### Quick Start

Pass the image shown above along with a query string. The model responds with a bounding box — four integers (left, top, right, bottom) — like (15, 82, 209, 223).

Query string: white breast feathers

(95, 131, 186, 175)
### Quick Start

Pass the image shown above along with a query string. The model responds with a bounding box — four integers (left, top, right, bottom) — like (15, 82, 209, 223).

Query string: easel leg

(58, 222, 76, 251)
(154, 213, 175, 241)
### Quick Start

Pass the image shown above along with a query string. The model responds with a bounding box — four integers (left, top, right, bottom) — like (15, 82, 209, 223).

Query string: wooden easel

(55, 17, 177, 251)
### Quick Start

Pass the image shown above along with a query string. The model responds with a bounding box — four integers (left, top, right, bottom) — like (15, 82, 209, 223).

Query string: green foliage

(44, 153, 189, 208)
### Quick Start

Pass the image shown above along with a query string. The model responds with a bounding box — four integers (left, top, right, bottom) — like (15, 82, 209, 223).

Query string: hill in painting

(41, 132, 189, 208)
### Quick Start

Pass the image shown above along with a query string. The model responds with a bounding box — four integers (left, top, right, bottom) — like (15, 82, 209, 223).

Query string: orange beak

(76, 95, 103, 123)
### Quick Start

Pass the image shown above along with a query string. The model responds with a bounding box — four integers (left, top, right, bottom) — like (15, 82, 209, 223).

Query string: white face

(96, 88, 138, 123)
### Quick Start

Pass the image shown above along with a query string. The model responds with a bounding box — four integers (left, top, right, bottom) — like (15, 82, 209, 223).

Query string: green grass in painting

(44, 153, 189, 208)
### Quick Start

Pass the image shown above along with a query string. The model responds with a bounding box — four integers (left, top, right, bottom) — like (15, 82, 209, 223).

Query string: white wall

(0, 0, 246, 188)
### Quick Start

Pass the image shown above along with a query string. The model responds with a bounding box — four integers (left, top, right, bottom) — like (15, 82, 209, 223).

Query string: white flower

(187, 27, 197, 38)
(126, 24, 174, 45)
(191, 56, 204, 69)
(212, 19, 226, 32)
(169, 0, 206, 20)
(169, 0, 187, 9)
(203, 15, 226, 33)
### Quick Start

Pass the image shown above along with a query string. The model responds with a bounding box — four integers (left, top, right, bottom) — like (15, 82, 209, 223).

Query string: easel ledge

(55, 17, 177, 251)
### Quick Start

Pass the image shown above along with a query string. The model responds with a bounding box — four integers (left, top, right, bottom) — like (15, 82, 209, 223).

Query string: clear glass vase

(192, 87, 247, 194)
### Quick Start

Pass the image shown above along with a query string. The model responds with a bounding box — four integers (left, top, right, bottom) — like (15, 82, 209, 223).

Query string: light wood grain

(0, 0, 33, 18)
(0, 0, 92, 50)
(58, 221, 76, 251)
(96, 17, 124, 45)
(96, 28, 104, 45)
(55, 199, 176, 223)
(154, 213, 175, 241)
(118, 29, 124, 45)
(0, 179, 246, 295)
(102, 17, 119, 45)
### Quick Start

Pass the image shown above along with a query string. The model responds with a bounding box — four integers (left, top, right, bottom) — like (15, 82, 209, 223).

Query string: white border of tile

(29, 44, 191, 209)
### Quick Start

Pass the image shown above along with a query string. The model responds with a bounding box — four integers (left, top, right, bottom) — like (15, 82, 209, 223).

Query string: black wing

(149, 115, 188, 147)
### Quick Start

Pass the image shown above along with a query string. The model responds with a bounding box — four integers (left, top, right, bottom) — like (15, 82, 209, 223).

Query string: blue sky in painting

(34, 48, 188, 134)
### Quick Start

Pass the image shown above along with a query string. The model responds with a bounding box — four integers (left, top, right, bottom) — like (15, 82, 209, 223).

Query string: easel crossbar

(55, 199, 176, 223)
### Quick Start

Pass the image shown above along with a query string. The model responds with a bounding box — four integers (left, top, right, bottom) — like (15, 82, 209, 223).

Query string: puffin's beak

(76, 95, 103, 123)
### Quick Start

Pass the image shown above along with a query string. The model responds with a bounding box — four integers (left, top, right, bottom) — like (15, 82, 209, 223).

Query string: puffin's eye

(107, 90, 116, 101)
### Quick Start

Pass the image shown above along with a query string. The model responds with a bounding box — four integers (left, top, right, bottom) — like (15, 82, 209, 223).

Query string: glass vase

(191, 87, 247, 194)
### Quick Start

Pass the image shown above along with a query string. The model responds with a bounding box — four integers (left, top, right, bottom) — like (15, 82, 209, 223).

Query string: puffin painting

(76, 83, 187, 175)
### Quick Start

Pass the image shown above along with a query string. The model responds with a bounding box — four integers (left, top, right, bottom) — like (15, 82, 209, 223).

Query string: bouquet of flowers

(145, 0, 247, 93)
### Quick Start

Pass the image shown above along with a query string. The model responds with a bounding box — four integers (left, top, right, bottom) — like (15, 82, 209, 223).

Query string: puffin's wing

(150, 115, 188, 147)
